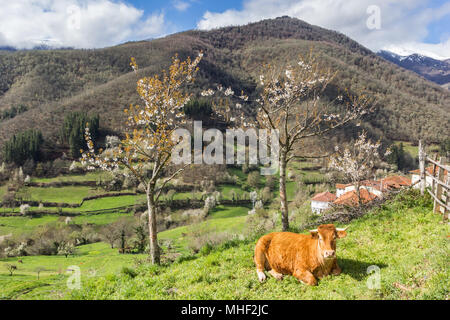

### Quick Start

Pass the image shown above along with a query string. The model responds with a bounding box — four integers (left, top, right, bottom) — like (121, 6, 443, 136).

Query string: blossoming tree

(82, 53, 203, 264)
(204, 51, 372, 231)
(329, 131, 386, 205)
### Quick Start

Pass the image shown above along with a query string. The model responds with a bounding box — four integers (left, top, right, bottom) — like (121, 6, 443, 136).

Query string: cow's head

(310, 224, 348, 260)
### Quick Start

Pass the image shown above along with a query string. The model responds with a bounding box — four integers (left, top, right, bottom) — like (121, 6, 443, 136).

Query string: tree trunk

(356, 181, 361, 206)
(279, 151, 289, 231)
(147, 187, 160, 264)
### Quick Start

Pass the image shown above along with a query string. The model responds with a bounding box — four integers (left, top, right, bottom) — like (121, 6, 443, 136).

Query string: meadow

(1, 155, 447, 300)
(0, 189, 448, 300)
(69, 192, 449, 300)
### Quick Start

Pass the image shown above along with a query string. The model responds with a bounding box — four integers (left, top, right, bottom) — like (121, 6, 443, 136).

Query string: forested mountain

(378, 50, 450, 88)
(0, 16, 448, 160)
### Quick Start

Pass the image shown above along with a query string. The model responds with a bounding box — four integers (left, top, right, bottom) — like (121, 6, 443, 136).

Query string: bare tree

(5, 264, 17, 276)
(205, 51, 372, 230)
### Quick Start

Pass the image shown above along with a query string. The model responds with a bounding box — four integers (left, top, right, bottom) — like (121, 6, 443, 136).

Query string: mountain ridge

(0, 17, 448, 159)
(378, 50, 450, 87)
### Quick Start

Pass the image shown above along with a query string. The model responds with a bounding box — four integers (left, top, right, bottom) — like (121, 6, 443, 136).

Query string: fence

(418, 140, 449, 219)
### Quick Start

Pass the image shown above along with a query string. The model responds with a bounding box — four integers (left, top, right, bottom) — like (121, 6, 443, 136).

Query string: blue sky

(127, 0, 244, 32)
(0, 0, 449, 59)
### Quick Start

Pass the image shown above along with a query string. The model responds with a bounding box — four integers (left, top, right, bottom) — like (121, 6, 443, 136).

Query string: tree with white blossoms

(202, 50, 372, 231)
(82, 53, 203, 264)
(329, 131, 386, 205)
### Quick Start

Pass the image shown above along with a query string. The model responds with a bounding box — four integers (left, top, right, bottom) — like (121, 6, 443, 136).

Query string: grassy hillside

(0, 17, 448, 156)
(1, 190, 445, 300)
(65, 191, 447, 300)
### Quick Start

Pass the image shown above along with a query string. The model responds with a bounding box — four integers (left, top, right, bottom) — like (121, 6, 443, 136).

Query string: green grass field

(394, 141, 419, 157)
(31, 172, 105, 184)
(1, 191, 446, 300)
(159, 205, 250, 253)
(0, 242, 147, 300)
(0, 215, 59, 236)
(20, 186, 104, 204)
(67, 192, 448, 300)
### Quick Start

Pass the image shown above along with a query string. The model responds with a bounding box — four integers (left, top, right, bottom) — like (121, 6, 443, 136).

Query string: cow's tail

(254, 233, 274, 282)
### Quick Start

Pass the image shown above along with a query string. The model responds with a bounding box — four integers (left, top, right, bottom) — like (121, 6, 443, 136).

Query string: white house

(336, 184, 351, 198)
(336, 182, 384, 197)
(311, 192, 337, 214)
(410, 167, 447, 189)
(335, 178, 411, 198)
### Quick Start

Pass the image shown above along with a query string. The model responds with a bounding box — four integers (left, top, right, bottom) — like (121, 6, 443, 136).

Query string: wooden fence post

(434, 157, 445, 214)
(431, 154, 438, 194)
(419, 140, 426, 196)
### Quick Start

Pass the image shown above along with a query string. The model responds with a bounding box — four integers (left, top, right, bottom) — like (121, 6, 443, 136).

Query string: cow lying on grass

(254, 224, 348, 286)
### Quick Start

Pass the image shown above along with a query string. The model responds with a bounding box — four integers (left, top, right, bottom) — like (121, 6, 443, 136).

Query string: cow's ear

(310, 229, 319, 238)
(336, 227, 348, 239)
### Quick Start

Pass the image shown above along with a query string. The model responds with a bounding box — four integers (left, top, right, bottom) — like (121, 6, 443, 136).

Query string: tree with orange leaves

(82, 53, 203, 264)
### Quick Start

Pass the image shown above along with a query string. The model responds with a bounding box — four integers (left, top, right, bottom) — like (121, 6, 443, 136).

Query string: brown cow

(254, 224, 348, 286)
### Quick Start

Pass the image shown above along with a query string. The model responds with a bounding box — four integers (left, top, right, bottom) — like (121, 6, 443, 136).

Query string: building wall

(311, 200, 331, 214)
(412, 174, 433, 189)
(361, 186, 383, 197)
(336, 188, 345, 198)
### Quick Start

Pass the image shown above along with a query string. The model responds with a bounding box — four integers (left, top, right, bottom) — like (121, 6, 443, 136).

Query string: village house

(410, 167, 448, 189)
(313, 175, 412, 213)
(336, 181, 384, 197)
(333, 188, 378, 206)
(310, 192, 337, 214)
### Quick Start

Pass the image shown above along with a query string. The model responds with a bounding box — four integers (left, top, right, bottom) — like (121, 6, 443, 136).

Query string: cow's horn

(309, 229, 318, 233)
(336, 227, 349, 232)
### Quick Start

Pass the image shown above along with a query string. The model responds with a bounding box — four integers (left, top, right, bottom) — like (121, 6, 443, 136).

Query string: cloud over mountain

(197, 0, 450, 59)
(0, 0, 167, 49)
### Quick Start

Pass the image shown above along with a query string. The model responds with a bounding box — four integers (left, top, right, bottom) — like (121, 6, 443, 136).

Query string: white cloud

(173, 1, 191, 12)
(0, 0, 167, 49)
(197, 0, 450, 59)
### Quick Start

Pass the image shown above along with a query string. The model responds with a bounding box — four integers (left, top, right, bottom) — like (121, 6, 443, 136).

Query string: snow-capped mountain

(378, 50, 450, 88)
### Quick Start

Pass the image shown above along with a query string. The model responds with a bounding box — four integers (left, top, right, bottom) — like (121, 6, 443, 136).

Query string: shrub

(265, 175, 276, 191)
(69, 161, 85, 173)
(261, 186, 273, 204)
(183, 99, 212, 119)
(2, 192, 16, 208)
(5, 264, 17, 276)
(181, 209, 207, 223)
(106, 136, 120, 149)
(20, 204, 30, 216)
(247, 171, 261, 189)
(121, 266, 138, 278)
(100, 171, 125, 191)
(245, 208, 277, 239)
(203, 196, 217, 215)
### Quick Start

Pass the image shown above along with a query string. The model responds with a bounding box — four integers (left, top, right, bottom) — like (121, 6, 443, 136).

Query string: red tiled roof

(360, 180, 384, 191)
(410, 166, 448, 176)
(312, 192, 337, 203)
(335, 177, 412, 194)
(336, 183, 351, 189)
(334, 189, 378, 206)
(381, 176, 412, 188)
